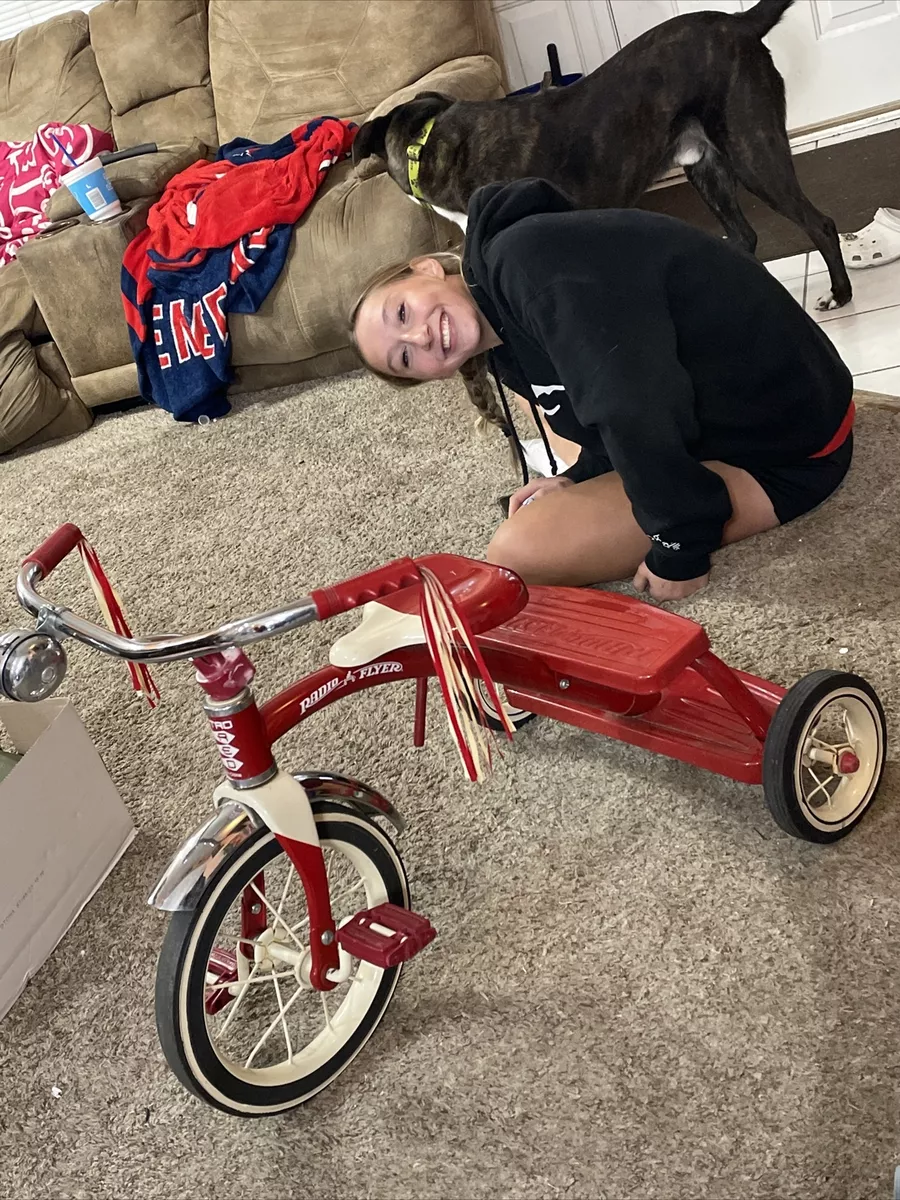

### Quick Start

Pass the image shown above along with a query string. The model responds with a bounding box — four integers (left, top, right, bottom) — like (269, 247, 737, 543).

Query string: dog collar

(406, 118, 435, 205)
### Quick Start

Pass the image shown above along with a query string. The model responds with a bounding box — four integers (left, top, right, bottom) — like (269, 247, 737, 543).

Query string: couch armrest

(46, 138, 210, 221)
(18, 199, 152, 380)
(355, 54, 505, 180)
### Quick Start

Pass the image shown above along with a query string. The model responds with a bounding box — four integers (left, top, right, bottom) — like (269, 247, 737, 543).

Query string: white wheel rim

(476, 680, 530, 723)
(181, 824, 397, 1106)
(793, 688, 883, 833)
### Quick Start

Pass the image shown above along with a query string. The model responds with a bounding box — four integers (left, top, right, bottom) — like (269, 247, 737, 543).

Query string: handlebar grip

(311, 557, 422, 620)
(22, 523, 84, 576)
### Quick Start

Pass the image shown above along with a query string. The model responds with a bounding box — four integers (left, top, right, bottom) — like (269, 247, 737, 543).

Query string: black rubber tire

(762, 670, 886, 843)
(155, 800, 409, 1116)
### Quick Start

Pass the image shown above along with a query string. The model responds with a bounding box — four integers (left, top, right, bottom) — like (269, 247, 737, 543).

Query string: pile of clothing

(121, 117, 357, 423)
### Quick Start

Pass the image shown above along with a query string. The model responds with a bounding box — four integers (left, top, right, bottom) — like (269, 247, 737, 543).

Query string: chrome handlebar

(16, 561, 319, 665)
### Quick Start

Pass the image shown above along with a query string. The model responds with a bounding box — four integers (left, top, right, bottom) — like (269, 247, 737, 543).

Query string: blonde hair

(348, 253, 511, 438)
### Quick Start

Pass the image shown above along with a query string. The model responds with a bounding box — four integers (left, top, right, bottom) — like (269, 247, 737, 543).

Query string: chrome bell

(0, 630, 68, 703)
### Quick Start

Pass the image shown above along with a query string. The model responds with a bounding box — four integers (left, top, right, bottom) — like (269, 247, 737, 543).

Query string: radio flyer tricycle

(1, 524, 887, 1117)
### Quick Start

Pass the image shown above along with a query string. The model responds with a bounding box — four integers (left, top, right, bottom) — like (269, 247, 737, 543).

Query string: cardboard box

(0, 698, 134, 1022)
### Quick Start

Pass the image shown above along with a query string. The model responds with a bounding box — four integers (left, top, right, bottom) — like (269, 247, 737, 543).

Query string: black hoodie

(462, 179, 853, 580)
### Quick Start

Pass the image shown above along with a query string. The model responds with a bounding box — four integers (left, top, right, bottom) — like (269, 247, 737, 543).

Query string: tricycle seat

(329, 554, 527, 669)
(480, 586, 710, 695)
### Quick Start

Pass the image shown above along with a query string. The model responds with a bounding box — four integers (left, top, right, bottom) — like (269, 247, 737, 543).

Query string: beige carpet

(2, 376, 900, 1200)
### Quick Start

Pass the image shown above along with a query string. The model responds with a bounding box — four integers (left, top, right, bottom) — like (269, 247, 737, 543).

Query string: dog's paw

(814, 290, 843, 311)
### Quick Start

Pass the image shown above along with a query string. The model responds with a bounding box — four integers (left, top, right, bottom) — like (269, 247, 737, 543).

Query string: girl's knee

(486, 520, 537, 581)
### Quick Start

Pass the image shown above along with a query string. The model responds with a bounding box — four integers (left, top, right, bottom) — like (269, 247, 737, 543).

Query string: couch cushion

(229, 163, 461, 366)
(0, 12, 111, 141)
(367, 55, 505, 122)
(89, 0, 217, 149)
(209, 0, 505, 144)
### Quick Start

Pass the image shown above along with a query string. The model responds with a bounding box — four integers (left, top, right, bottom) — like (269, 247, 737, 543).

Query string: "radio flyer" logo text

(300, 661, 404, 715)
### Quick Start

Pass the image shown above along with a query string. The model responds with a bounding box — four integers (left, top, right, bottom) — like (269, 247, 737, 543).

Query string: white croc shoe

(840, 208, 900, 270)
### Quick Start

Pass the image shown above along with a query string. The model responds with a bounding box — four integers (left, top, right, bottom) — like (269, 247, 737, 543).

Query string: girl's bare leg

(485, 461, 779, 586)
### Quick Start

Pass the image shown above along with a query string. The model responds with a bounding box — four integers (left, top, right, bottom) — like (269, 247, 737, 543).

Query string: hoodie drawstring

(488, 353, 528, 488)
(488, 352, 559, 489)
(527, 395, 559, 479)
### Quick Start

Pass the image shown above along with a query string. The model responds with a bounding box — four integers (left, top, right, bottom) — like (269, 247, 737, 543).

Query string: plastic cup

(59, 156, 122, 221)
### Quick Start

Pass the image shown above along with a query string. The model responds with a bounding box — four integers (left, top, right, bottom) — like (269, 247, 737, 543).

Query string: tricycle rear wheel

(465, 679, 536, 733)
(762, 670, 886, 842)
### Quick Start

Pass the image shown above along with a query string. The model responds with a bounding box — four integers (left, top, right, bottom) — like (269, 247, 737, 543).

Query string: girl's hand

(508, 475, 573, 517)
(633, 562, 710, 602)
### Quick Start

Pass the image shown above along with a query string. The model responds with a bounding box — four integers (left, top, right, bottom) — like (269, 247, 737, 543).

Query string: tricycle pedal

(337, 902, 435, 968)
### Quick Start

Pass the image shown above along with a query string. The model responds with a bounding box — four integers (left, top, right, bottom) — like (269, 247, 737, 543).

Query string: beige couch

(0, 0, 506, 453)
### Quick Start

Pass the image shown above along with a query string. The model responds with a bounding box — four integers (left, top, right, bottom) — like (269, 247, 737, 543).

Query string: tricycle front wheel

(155, 801, 409, 1116)
(762, 670, 886, 842)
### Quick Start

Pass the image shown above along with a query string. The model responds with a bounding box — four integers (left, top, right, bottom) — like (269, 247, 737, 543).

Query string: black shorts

(747, 433, 853, 525)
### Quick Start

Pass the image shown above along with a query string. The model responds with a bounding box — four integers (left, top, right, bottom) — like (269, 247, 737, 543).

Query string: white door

(492, 0, 900, 132)
(766, 0, 900, 128)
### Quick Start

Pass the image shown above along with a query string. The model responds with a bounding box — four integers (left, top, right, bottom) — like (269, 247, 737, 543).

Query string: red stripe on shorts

(810, 400, 855, 459)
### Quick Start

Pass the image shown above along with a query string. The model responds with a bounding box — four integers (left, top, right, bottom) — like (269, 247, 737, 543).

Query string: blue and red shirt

(121, 117, 356, 422)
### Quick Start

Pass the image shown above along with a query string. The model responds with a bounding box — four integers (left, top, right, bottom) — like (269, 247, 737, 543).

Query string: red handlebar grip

(311, 557, 422, 620)
(22, 523, 84, 576)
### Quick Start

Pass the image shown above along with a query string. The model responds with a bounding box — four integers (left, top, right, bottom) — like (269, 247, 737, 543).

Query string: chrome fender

(293, 772, 406, 835)
(147, 799, 263, 912)
(148, 771, 405, 912)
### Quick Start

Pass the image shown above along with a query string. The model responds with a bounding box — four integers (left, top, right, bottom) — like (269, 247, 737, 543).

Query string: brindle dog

(353, 0, 851, 311)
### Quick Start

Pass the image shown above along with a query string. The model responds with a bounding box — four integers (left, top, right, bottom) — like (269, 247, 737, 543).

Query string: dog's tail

(739, 0, 794, 38)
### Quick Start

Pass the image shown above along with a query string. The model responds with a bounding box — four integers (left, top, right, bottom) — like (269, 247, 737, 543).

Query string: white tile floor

(765, 250, 900, 396)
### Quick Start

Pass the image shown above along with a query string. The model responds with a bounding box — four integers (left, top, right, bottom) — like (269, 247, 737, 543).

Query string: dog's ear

(352, 93, 454, 170)
(411, 92, 455, 126)
(413, 90, 455, 109)
(351, 115, 391, 167)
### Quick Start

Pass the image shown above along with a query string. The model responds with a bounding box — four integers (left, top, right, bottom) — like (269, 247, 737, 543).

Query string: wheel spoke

(205, 969, 295, 998)
(244, 983, 306, 1068)
(218, 962, 261, 1035)
(249, 880, 306, 952)
(276, 866, 295, 922)
(272, 973, 293, 1062)
(804, 764, 838, 807)
(328, 878, 367, 914)
(287, 879, 366, 936)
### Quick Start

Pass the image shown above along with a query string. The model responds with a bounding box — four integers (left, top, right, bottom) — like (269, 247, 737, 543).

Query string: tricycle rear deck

(481, 585, 785, 784)
(506, 668, 783, 784)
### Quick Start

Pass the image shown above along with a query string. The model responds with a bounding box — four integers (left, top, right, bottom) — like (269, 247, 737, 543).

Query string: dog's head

(352, 92, 454, 187)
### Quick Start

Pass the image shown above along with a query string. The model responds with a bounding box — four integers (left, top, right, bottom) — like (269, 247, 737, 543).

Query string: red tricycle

(1, 524, 886, 1117)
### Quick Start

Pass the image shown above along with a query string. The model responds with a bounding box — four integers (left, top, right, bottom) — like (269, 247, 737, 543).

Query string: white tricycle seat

(328, 554, 528, 669)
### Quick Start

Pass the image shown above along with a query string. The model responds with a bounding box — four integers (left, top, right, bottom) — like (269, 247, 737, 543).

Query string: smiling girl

(351, 179, 854, 602)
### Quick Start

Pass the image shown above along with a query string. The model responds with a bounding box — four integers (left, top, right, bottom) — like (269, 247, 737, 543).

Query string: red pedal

(337, 903, 436, 968)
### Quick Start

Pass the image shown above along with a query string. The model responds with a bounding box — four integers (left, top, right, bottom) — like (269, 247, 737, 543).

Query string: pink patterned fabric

(0, 122, 114, 267)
